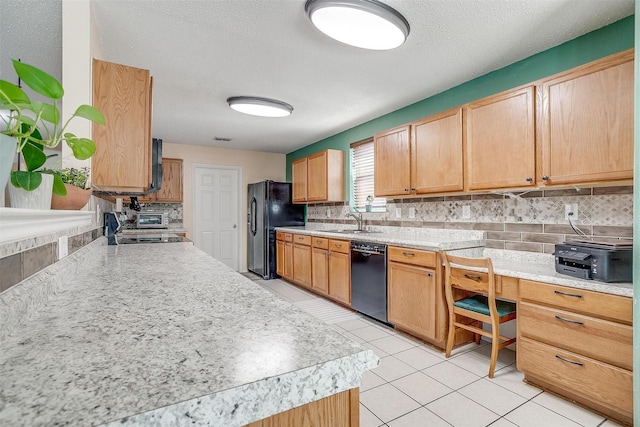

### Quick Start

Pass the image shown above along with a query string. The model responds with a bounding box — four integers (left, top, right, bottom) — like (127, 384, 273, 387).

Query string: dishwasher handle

(352, 248, 385, 256)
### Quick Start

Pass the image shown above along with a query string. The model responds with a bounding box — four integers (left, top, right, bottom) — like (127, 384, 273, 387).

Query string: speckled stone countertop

(276, 225, 485, 251)
(277, 225, 632, 298)
(0, 240, 378, 426)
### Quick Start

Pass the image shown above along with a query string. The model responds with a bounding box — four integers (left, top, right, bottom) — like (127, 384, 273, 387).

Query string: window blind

(350, 139, 386, 211)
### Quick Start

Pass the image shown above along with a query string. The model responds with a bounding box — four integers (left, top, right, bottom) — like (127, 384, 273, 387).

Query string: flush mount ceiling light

(305, 0, 410, 50)
(227, 96, 293, 118)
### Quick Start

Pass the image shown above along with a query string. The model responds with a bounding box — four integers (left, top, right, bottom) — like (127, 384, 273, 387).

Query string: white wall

(162, 142, 286, 272)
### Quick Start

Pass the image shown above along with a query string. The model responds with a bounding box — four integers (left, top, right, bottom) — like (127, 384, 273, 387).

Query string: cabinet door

(466, 86, 536, 190)
(388, 261, 437, 340)
(312, 248, 329, 295)
(293, 243, 312, 288)
(307, 151, 327, 201)
(329, 251, 350, 305)
(412, 108, 464, 194)
(92, 59, 152, 192)
(283, 242, 293, 280)
(374, 125, 411, 196)
(538, 50, 633, 185)
(155, 158, 183, 202)
(291, 158, 308, 203)
(276, 240, 285, 277)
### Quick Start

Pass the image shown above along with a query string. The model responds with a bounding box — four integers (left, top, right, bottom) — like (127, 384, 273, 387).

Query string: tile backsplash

(307, 186, 633, 254)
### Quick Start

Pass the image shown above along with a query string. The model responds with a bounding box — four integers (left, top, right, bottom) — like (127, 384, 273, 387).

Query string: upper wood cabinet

(292, 149, 344, 203)
(138, 158, 183, 203)
(375, 109, 464, 197)
(374, 125, 411, 196)
(466, 86, 536, 191)
(412, 108, 464, 194)
(92, 59, 153, 193)
(537, 49, 634, 186)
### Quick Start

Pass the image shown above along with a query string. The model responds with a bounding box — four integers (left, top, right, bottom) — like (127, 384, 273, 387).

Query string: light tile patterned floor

(245, 274, 624, 427)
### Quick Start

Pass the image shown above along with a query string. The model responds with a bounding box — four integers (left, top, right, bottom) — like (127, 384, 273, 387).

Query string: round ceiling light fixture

(227, 96, 294, 118)
(305, 0, 410, 50)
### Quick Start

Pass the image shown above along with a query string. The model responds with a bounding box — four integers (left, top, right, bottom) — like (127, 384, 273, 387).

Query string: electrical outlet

(326, 208, 331, 218)
(462, 205, 471, 219)
(564, 203, 578, 220)
(408, 207, 415, 219)
(395, 207, 402, 218)
(58, 236, 69, 259)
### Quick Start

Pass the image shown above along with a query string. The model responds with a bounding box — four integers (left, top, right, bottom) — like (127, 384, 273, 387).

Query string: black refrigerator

(247, 181, 305, 279)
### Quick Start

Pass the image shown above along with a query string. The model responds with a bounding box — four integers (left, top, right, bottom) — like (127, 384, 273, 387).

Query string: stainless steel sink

(323, 229, 381, 234)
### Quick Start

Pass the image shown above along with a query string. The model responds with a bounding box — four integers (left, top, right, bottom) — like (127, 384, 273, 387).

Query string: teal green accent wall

(285, 15, 634, 200)
(633, 3, 638, 425)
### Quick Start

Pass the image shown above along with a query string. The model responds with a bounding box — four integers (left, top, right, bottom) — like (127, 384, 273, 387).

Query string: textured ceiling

(2, 1, 634, 154)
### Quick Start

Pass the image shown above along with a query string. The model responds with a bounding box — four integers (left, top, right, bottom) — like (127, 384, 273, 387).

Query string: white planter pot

(7, 173, 54, 209)
(0, 134, 17, 194)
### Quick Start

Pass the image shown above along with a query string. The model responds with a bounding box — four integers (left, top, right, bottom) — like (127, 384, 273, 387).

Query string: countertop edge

(103, 350, 378, 427)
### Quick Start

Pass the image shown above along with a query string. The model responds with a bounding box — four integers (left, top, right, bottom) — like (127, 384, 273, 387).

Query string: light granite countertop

(277, 225, 632, 298)
(276, 225, 485, 251)
(0, 239, 378, 426)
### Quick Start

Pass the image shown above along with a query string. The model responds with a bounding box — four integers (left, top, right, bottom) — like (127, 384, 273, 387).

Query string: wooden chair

(440, 251, 516, 378)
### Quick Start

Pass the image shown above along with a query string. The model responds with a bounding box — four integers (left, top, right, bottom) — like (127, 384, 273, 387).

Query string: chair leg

(445, 320, 456, 358)
(488, 333, 500, 378)
(475, 333, 481, 345)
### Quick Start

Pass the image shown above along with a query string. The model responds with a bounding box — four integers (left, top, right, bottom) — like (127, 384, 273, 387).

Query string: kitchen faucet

(346, 211, 364, 231)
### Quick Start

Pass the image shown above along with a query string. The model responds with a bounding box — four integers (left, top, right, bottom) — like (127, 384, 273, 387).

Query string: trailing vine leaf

(51, 173, 67, 196)
(12, 60, 63, 100)
(21, 141, 47, 171)
(11, 170, 42, 191)
(74, 105, 105, 125)
(0, 80, 30, 105)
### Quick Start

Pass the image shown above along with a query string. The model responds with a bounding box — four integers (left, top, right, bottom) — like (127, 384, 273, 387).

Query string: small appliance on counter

(104, 212, 121, 245)
(136, 211, 169, 229)
(554, 239, 632, 283)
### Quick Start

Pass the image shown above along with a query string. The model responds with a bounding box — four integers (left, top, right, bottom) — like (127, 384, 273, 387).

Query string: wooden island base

(246, 388, 359, 427)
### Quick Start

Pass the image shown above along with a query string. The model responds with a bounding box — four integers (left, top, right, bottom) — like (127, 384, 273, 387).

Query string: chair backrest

(441, 251, 496, 302)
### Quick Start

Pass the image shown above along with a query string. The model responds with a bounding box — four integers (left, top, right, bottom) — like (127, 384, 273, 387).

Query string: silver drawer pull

(316, 239, 323, 243)
(402, 252, 415, 257)
(335, 243, 342, 248)
(555, 354, 584, 367)
(554, 315, 584, 326)
(464, 274, 482, 280)
(554, 290, 583, 298)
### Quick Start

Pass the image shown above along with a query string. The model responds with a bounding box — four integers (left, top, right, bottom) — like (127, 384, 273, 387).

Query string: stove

(115, 233, 190, 245)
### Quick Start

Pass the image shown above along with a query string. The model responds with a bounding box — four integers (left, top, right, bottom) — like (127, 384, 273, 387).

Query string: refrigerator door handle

(250, 197, 257, 236)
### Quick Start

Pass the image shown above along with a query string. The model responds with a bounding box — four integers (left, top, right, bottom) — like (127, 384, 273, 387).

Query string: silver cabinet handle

(542, 175, 549, 180)
(526, 177, 533, 182)
(555, 354, 584, 366)
(402, 252, 415, 257)
(554, 315, 584, 326)
(554, 290, 582, 298)
(464, 274, 482, 280)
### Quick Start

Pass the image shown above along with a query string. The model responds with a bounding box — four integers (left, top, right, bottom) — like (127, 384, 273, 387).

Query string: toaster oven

(136, 212, 169, 229)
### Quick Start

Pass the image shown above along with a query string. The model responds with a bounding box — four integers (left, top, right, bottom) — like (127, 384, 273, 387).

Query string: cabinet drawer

(519, 301, 632, 370)
(388, 246, 435, 267)
(312, 237, 329, 249)
(329, 239, 349, 254)
(293, 234, 311, 246)
(283, 233, 293, 242)
(519, 337, 632, 423)
(519, 280, 631, 324)
(276, 231, 286, 241)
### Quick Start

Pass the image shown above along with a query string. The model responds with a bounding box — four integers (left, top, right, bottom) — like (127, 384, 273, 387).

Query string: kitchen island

(0, 239, 377, 426)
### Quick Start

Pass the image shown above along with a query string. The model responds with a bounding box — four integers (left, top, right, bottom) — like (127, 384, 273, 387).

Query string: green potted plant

(49, 167, 93, 210)
(0, 59, 104, 208)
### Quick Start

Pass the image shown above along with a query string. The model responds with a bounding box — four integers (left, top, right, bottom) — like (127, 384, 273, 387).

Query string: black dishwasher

(350, 241, 389, 324)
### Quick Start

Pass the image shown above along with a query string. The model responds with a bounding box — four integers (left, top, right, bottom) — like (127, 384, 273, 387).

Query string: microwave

(136, 212, 169, 229)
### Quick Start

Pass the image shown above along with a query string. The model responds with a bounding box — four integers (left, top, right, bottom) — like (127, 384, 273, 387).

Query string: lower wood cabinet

(276, 232, 293, 281)
(328, 244, 350, 305)
(387, 247, 437, 342)
(518, 280, 633, 425)
(311, 237, 329, 295)
(292, 234, 312, 288)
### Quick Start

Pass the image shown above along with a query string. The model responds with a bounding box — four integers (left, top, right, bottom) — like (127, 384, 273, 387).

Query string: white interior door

(193, 165, 241, 270)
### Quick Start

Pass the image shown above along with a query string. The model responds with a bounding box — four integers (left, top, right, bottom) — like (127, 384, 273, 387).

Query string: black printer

(555, 239, 632, 283)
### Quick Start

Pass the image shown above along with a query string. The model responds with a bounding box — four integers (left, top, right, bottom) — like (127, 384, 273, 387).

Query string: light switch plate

(58, 236, 68, 259)
(395, 207, 402, 218)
